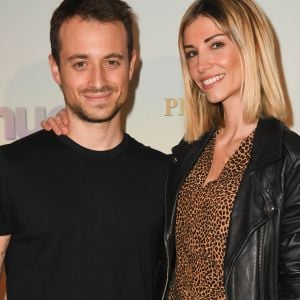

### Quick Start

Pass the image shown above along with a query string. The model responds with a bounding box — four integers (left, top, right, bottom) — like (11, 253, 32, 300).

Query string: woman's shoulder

(254, 117, 300, 163)
(282, 125, 300, 158)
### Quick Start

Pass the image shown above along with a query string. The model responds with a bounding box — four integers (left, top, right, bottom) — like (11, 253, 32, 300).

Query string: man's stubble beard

(62, 85, 124, 123)
(68, 101, 123, 123)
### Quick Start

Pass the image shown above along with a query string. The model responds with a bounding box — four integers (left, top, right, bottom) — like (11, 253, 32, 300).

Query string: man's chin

(74, 108, 122, 124)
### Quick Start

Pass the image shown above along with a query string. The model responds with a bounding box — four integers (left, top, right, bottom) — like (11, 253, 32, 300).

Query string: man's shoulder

(0, 130, 58, 158)
(125, 134, 171, 166)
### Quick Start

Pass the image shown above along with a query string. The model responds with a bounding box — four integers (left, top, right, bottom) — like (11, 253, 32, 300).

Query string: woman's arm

(279, 158, 300, 298)
(41, 108, 69, 135)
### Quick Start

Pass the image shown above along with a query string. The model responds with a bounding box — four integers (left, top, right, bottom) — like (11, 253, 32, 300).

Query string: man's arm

(0, 236, 10, 279)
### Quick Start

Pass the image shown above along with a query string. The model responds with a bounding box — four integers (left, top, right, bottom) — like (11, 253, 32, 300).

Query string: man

(0, 0, 170, 299)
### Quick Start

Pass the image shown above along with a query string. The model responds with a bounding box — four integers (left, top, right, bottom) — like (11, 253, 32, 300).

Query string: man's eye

(73, 61, 87, 69)
(107, 60, 120, 67)
(185, 50, 197, 59)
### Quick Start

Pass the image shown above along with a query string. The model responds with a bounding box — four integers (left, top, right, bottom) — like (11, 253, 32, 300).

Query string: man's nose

(88, 65, 107, 88)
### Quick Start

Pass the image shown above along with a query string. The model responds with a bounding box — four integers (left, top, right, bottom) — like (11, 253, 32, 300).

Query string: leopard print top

(168, 131, 254, 300)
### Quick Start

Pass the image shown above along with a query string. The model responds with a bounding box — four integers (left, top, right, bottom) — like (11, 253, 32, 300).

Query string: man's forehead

(58, 17, 129, 59)
(59, 16, 126, 35)
(59, 17, 127, 47)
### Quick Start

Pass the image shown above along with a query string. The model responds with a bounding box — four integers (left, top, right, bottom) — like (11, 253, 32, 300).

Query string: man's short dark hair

(50, 0, 134, 66)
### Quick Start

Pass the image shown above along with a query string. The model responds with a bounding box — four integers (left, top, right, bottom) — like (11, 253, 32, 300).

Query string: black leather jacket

(164, 118, 300, 299)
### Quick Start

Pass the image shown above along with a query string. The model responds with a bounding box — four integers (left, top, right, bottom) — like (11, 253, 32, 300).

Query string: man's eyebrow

(184, 33, 226, 49)
(68, 54, 88, 61)
(104, 53, 124, 60)
(67, 53, 125, 61)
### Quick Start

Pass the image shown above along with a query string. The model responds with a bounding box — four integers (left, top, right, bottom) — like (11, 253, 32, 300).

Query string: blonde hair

(179, 0, 286, 142)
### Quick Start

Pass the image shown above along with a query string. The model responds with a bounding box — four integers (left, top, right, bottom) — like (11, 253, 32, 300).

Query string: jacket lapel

(224, 118, 284, 279)
(171, 131, 214, 192)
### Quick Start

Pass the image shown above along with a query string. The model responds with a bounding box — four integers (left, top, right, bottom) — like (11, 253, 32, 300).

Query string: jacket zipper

(224, 172, 275, 298)
(224, 214, 271, 298)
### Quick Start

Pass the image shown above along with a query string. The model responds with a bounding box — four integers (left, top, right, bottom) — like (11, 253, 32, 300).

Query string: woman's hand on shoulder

(41, 108, 69, 135)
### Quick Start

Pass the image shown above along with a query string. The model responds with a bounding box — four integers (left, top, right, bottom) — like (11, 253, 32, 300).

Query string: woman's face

(183, 15, 243, 105)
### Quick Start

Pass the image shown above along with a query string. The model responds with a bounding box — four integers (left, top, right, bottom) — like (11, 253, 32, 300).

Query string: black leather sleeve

(279, 155, 300, 299)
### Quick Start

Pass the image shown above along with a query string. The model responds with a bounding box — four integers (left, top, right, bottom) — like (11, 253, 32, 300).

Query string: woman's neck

(220, 99, 257, 142)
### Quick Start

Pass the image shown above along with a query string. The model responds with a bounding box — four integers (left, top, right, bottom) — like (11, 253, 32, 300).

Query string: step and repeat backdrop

(0, 1, 300, 298)
(0, 1, 300, 154)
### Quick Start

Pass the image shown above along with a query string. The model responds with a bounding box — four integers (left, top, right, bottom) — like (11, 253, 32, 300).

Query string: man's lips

(83, 92, 113, 100)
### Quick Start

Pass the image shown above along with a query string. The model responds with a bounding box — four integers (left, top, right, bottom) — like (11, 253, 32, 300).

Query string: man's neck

(67, 113, 123, 151)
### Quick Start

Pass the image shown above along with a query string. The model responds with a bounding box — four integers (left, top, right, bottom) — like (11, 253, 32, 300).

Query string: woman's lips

(201, 73, 225, 90)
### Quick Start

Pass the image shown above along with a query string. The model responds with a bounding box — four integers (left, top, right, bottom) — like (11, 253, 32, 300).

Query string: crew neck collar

(57, 132, 129, 158)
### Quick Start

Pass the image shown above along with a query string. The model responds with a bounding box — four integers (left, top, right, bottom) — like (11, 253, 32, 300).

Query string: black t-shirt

(0, 130, 170, 300)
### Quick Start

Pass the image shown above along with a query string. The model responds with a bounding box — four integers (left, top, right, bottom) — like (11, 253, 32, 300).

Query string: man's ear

(48, 54, 62, 85)
(128, 50, 137, 81)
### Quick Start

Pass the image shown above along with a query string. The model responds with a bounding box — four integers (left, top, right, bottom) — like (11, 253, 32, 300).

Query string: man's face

(49, 17, 136, 123)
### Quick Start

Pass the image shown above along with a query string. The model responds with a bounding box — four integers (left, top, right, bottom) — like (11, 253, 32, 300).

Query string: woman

(42, 0, 300, 298)
(165, 0, 300, 299)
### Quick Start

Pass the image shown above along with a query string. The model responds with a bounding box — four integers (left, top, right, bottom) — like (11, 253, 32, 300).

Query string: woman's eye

(185, 50, 197, 59)
(211, 41, 225, 49)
